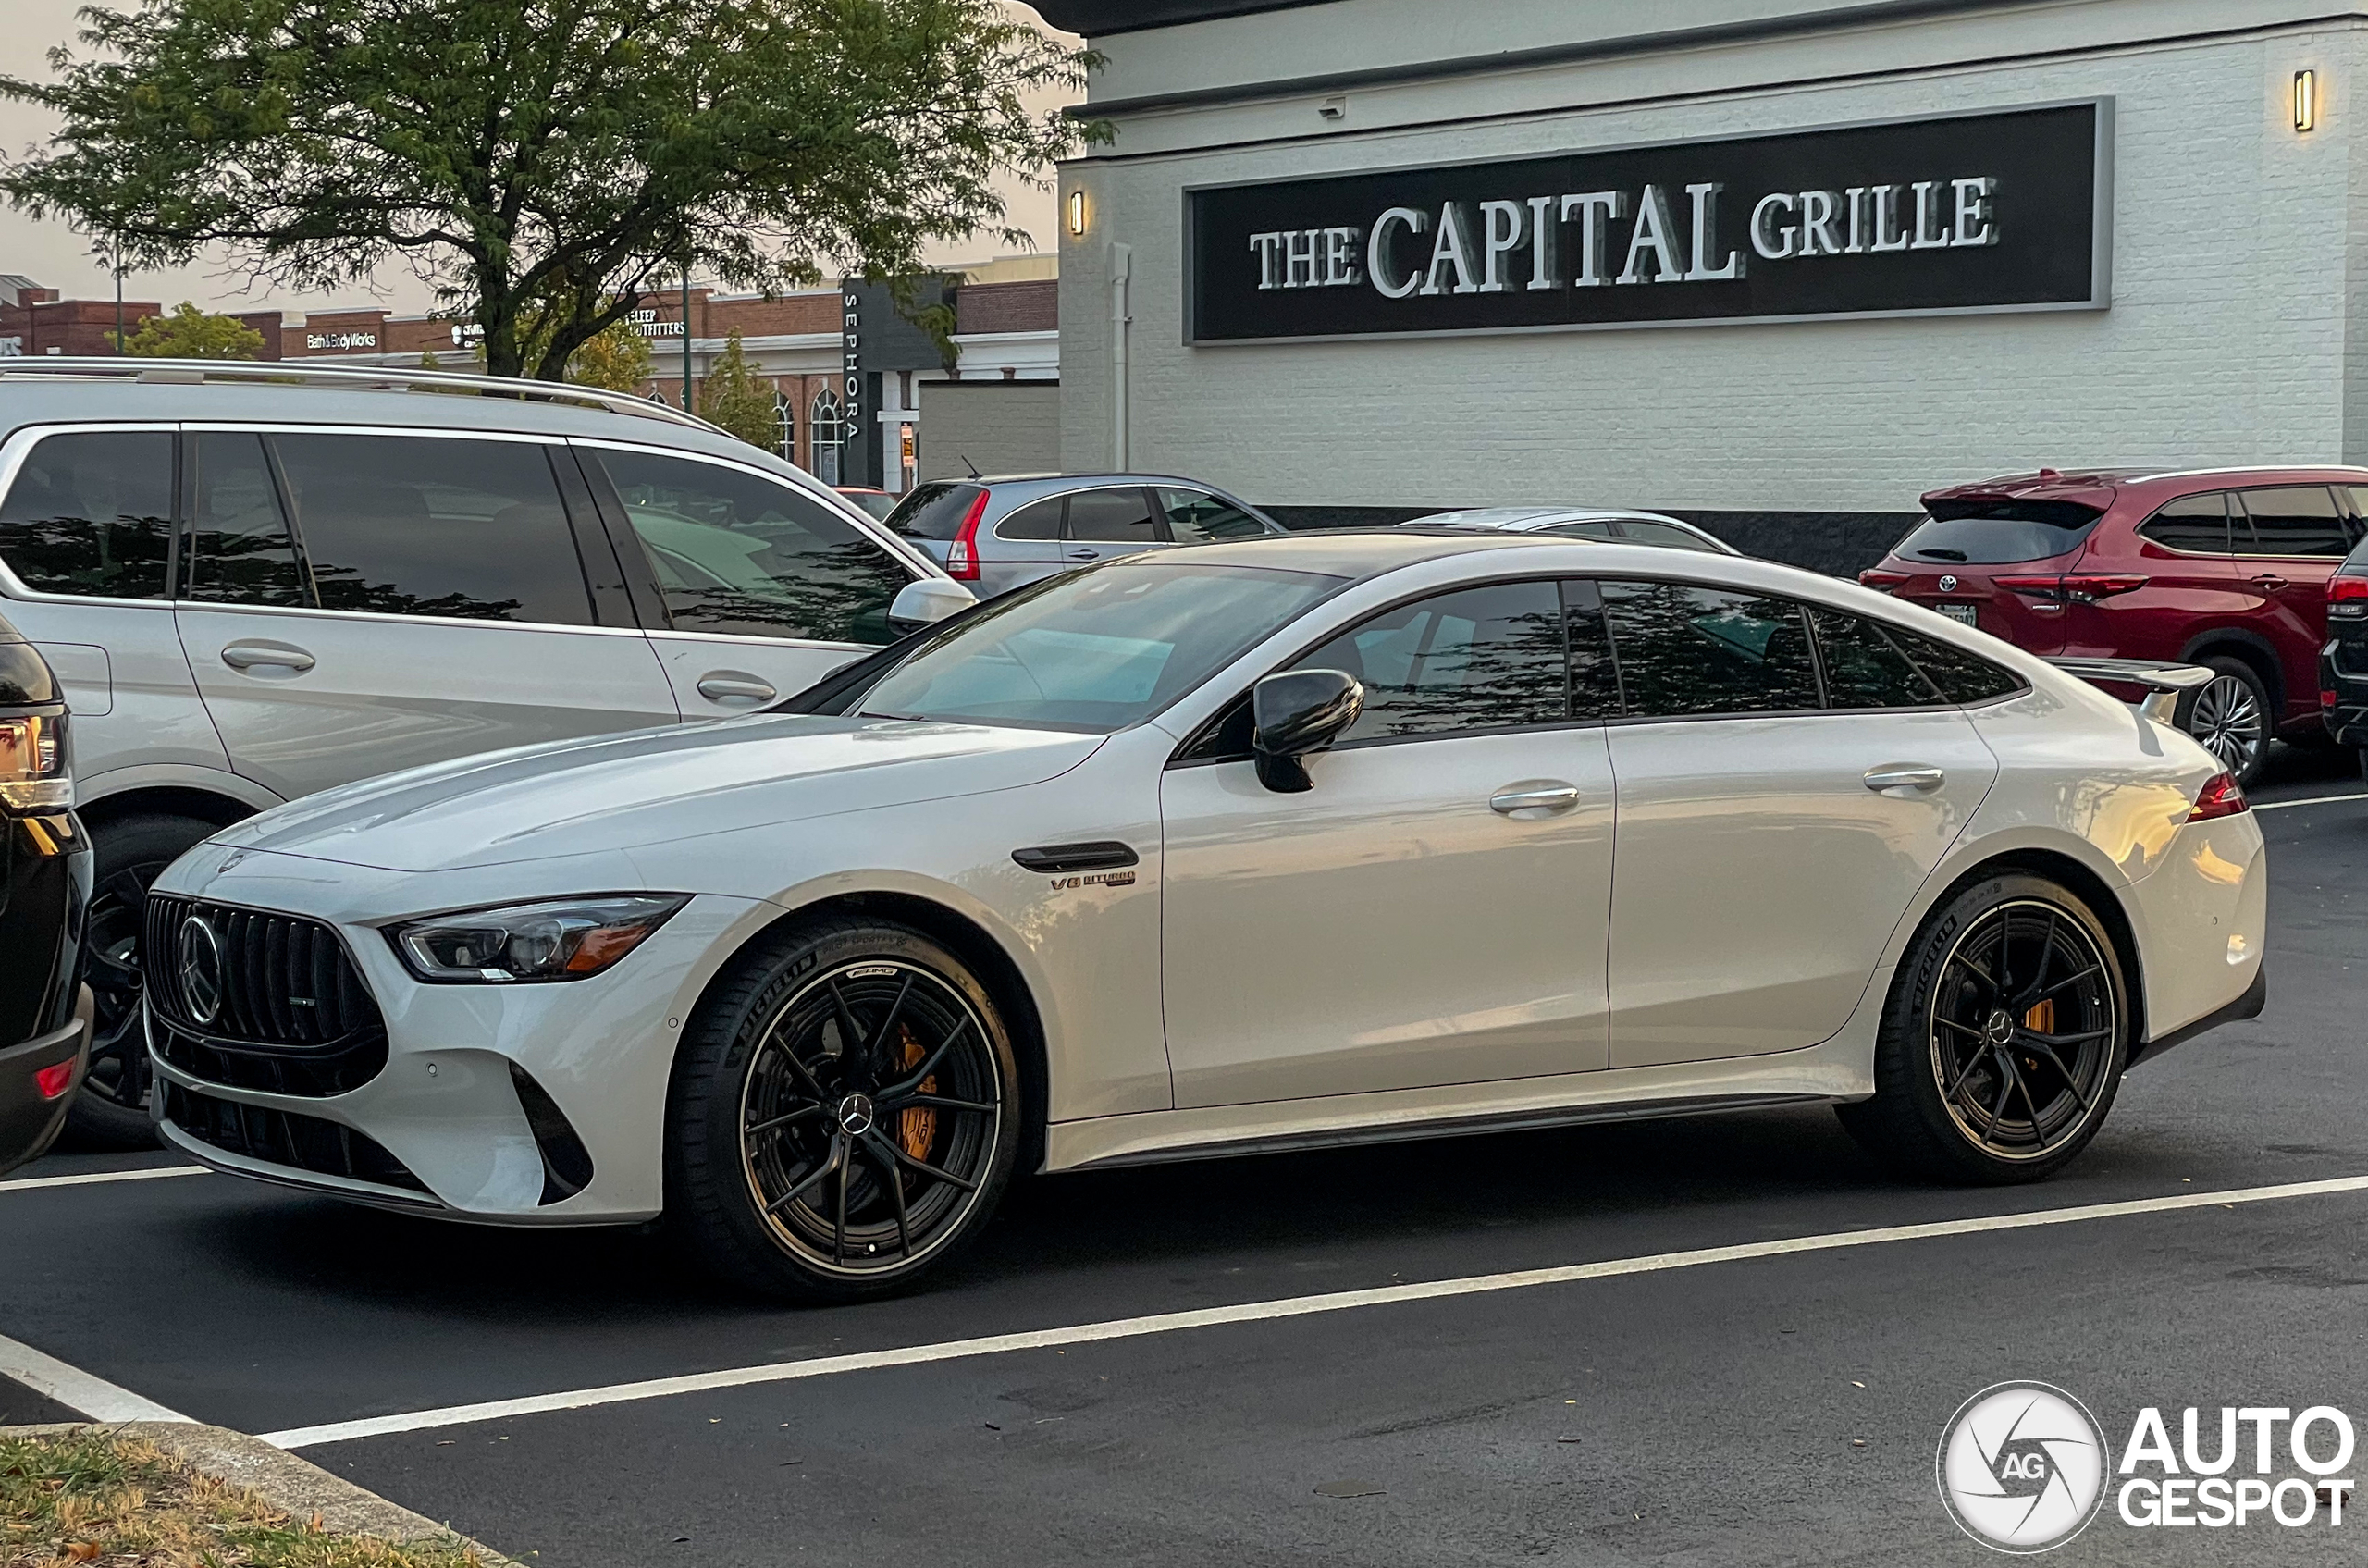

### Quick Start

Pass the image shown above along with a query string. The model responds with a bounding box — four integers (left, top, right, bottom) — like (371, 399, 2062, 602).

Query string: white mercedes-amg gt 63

(142, 533, 2267, 1299)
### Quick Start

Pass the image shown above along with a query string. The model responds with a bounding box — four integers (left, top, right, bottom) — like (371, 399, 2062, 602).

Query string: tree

(568, 316, 652, 392)
(4, 0, 1097, 380)
(698, 329, 777, 449)
(114, 301, 265, 359)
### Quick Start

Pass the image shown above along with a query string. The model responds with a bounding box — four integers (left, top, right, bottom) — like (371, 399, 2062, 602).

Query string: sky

(0, 1, 1080, 320)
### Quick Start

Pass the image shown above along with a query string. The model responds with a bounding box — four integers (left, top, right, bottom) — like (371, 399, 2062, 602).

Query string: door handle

(696, 674, 778, 704)
(219, 642, 314, 673)
(1489, 782, 1581, 815)
(1864, 764, 1946, 793)
(2251, 574, 2289, 591)
(1066, 549, 1100, 562)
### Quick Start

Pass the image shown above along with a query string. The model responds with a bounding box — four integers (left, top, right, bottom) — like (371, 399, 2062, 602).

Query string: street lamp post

(682, 265, 693, 413)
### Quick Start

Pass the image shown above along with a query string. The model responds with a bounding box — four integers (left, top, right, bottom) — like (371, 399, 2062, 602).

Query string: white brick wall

(1060, 6, 2368, 515)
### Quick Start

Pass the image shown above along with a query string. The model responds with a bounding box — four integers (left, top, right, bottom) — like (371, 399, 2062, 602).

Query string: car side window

(1157, 488, 1268, 542)
(1886, 624, 2028, 703)
(1065, 488, 1158, 542)
(996, 496, 1064, 541)
(1620, 520, 1721, 553)
(2236, 487, 2350, 557)
(184, 432, 311, 607)
(598, 450, 910, 646)
(2137, 493, 2231, 553)
(1807, 607, 1946, 708)
(1598, 579, 1819, 718)
(0, 430, 174, 599)
(1289, 580, 1566, 744)
(1543, 520, 1622, 539)
(273, 434, 592, 624)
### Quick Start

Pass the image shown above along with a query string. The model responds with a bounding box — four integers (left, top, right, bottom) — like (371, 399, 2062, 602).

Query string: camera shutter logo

(178, 913, 225, 1025)
(1937, 1382, 2107, 1552)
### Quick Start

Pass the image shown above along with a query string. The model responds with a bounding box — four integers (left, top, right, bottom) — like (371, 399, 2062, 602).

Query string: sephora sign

(1185, 101, 2111, 343)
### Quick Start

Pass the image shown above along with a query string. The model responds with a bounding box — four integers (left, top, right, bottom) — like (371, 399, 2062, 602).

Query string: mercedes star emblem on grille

(178, 912, 225, 1025)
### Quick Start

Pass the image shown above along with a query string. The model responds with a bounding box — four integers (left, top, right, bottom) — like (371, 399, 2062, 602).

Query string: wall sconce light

(1067, 190, 1088, 237)
(2295, 69, 2318, 132)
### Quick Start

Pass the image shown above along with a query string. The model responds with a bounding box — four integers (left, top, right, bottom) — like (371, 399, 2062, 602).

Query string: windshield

(1892, 500, 2103, 565)
(857, 562, 1346, 732)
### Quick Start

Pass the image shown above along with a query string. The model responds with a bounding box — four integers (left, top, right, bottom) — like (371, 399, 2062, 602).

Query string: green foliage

(698, 327, 778, 448)
(114, 299, 266, 358)
(569, 315, 653, 391)
(1, 1428, 487, 1565)
(3, 0, 1101, 379)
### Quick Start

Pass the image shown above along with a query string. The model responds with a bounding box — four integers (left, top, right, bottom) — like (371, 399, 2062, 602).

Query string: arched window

(773, 390, 796, 462)
(809, 388, 844, 484)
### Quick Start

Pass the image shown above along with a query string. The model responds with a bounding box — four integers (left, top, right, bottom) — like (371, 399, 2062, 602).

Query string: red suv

(1863, 466, 2368, 782)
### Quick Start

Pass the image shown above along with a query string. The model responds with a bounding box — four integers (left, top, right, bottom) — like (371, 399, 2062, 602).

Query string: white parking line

(0, 1165, 209, 1196)
(2255, 791, 2368, 812)
(259, 1171, 2368, 1451)
(0, 1332, 194, 1424)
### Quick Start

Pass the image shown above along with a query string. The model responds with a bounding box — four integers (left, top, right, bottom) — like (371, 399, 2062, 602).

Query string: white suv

(0, 359, 967, 1142)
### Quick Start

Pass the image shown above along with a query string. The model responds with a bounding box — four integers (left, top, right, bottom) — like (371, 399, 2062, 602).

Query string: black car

(2325, 543, 2368, 781)
(0, 610, 91, 1177)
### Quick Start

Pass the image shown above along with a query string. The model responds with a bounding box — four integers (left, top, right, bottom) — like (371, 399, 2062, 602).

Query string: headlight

(0, 711, 71, 815)
(388, 895, 689, 982)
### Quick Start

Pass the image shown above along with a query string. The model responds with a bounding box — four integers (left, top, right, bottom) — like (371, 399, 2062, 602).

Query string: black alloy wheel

(2177, 658, 2272, 785)
(71, 813, 218, 1146)
(1839, 875, 2128, 1183)
(668, 919, 1019, 1300)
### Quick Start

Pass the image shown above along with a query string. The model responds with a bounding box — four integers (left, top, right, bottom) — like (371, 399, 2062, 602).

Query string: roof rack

(0, 356, 728, 436)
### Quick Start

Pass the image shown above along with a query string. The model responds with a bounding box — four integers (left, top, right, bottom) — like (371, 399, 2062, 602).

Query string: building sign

(306, 330, 377, 351)
(1187, 101, 2110, 343)
(625, 307, 684, 339)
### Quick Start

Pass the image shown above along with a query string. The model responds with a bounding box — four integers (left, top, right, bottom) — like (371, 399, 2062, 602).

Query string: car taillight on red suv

(1993, 573, 2151, 604)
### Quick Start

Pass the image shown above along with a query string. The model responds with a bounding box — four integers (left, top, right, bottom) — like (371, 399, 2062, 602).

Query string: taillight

(1995, 574, 2148, 604)
(1859, 569, 1910, 591)
(35, 1058, 75, 1101)
(0, 711, 71, 815)
(2189, 772, 2251, 821)
(2331, 575, 2368, 618)
(943, 489, 990, 582)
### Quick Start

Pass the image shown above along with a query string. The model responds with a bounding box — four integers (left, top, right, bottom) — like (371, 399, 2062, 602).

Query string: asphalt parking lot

(4, 747, 2363, 1566)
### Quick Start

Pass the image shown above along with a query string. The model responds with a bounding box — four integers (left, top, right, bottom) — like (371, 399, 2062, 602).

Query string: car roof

(1405, 507, 1690, 530)
(1125, 528, 1609, 579)
(1924, 463, 2368, 507)
(0, 373, 776, 471)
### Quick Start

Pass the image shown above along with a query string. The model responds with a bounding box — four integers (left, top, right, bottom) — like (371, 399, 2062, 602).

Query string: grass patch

(2, 1429, 487, 1567)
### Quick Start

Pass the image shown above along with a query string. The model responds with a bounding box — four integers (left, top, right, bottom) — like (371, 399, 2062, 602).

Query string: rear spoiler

(2047, 657, 2214, 724)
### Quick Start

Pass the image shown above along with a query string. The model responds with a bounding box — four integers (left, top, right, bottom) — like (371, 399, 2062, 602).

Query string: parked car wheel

(1837, 874, 2128, 1184)
(666, 918, 1021, 1300)
(2175, 657, 2274, 785)
(69, 812, 217, 1146)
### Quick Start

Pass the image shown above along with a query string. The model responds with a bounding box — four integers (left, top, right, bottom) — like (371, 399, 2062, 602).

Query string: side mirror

(1251, 669, 1363, 793)
(887, 577, 978, 634)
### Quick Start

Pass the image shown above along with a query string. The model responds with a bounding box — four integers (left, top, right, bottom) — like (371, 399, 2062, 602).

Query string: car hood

(209, 715, 1104, 872)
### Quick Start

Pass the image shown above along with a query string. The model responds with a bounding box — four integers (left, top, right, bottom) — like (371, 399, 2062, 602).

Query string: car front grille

(142, 895, 388, 1096)
(162, 1081, 430, 1196)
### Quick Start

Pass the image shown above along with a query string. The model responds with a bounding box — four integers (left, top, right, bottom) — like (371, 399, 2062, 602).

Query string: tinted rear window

(1893, 500, 2104, 565)
(884, 482, 983, 539)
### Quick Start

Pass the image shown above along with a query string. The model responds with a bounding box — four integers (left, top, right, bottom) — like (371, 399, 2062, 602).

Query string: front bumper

(145, 847, 781, 1224)
(0, 985, 92, 1178)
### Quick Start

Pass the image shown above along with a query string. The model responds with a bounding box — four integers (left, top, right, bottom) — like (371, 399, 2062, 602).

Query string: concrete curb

(2, 1420, 520, 1563)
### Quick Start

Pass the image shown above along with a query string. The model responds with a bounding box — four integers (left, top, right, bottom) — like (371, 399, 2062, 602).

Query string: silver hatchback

(885, 473, 1288, 597)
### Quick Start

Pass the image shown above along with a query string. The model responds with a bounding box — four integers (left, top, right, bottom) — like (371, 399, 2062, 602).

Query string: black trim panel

(1013, 842, 1141, 874)
(1071, 1093, 1831, 1169)
(2128, 965, 2266, 1070)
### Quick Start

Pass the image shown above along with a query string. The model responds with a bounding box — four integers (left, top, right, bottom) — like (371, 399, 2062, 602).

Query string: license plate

(1936, 604, 1980, 627)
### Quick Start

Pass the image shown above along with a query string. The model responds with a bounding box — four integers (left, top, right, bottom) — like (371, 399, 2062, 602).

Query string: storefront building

(1041, 0, 2364, 569)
